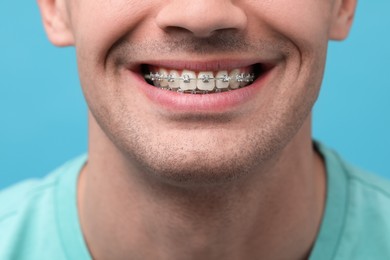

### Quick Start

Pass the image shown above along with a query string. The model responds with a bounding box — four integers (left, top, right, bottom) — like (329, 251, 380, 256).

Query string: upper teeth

(145, 69, 255, 93)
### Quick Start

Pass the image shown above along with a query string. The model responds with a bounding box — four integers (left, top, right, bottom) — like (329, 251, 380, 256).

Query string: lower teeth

(144, 72, 255, 94)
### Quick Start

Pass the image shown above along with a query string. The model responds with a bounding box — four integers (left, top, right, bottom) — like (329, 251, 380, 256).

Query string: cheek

(246, 0, 332, 49)
(250, 0, 331, 88)
(71, 0, 155, 65)
(70, 0, 156, 114)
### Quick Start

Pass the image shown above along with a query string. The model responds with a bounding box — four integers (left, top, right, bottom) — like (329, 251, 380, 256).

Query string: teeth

(146, 68, 255, 93)
(229, 69, 241, 89)
(168, 70, 180, 89)
(215, 71, 230, 89)
(242, 73, 255, 87)
(197, 72, 215, 91)
(159, 68, 169, 88)
(180, 70, 197, 91)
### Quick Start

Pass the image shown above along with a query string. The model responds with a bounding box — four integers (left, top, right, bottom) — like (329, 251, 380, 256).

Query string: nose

(155, 0, 247, 38)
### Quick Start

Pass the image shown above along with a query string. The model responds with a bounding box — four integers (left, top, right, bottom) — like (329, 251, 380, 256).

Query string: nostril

(162, 26, 223, 39)
(155, 1, 247, 38)
(161, 26, 200, 37)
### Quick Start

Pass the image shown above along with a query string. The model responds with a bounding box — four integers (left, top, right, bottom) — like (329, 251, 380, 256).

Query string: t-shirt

(1, 143, 389, 260)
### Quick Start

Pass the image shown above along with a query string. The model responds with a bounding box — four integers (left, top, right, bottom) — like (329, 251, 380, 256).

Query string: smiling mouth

(142, 63, 270, 94)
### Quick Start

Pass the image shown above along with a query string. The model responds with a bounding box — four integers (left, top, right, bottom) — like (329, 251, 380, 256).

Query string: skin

(38, 0, 357, 259)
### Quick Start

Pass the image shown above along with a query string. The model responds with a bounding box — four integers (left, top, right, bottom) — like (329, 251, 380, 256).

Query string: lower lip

(127, 69, 274, 113)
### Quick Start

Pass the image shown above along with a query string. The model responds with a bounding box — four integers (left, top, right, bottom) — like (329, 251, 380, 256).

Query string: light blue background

(0, 1, 389, 189)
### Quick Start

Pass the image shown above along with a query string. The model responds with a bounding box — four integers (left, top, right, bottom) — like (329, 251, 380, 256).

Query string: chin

(116, 128, 287, 188)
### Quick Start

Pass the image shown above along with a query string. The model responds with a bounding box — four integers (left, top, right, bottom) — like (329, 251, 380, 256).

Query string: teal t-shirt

(1, 143, 389, 259)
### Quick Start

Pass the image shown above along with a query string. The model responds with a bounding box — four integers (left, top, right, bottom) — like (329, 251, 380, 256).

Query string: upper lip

(127, 58, 280, 72)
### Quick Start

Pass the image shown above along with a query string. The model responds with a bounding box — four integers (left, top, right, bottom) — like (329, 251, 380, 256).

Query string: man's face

(41, 0, 355, 183)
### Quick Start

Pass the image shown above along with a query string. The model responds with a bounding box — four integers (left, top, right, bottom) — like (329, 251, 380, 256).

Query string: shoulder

(344, 162, 390, 198)
(0, 156, 86, 260)
(0, 173, 65, 259)
(0, 173, 58, 220)
(332, 152, 390, 259)
(337, 153, 390, 215)
(339, 162, 390, 259)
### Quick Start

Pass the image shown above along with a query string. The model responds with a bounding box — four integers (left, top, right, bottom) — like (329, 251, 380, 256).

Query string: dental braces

(145, 72, 255, 83)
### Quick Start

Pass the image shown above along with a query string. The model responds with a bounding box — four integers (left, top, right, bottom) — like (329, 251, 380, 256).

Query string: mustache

(110, 31, 290, 65)
(153, 32, 252, 53)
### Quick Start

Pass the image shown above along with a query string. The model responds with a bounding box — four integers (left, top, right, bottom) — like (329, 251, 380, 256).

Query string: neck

(78, 115, 326, 260)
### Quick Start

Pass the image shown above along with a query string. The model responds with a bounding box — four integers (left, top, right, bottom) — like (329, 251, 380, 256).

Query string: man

(1, 0, 389, 259)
